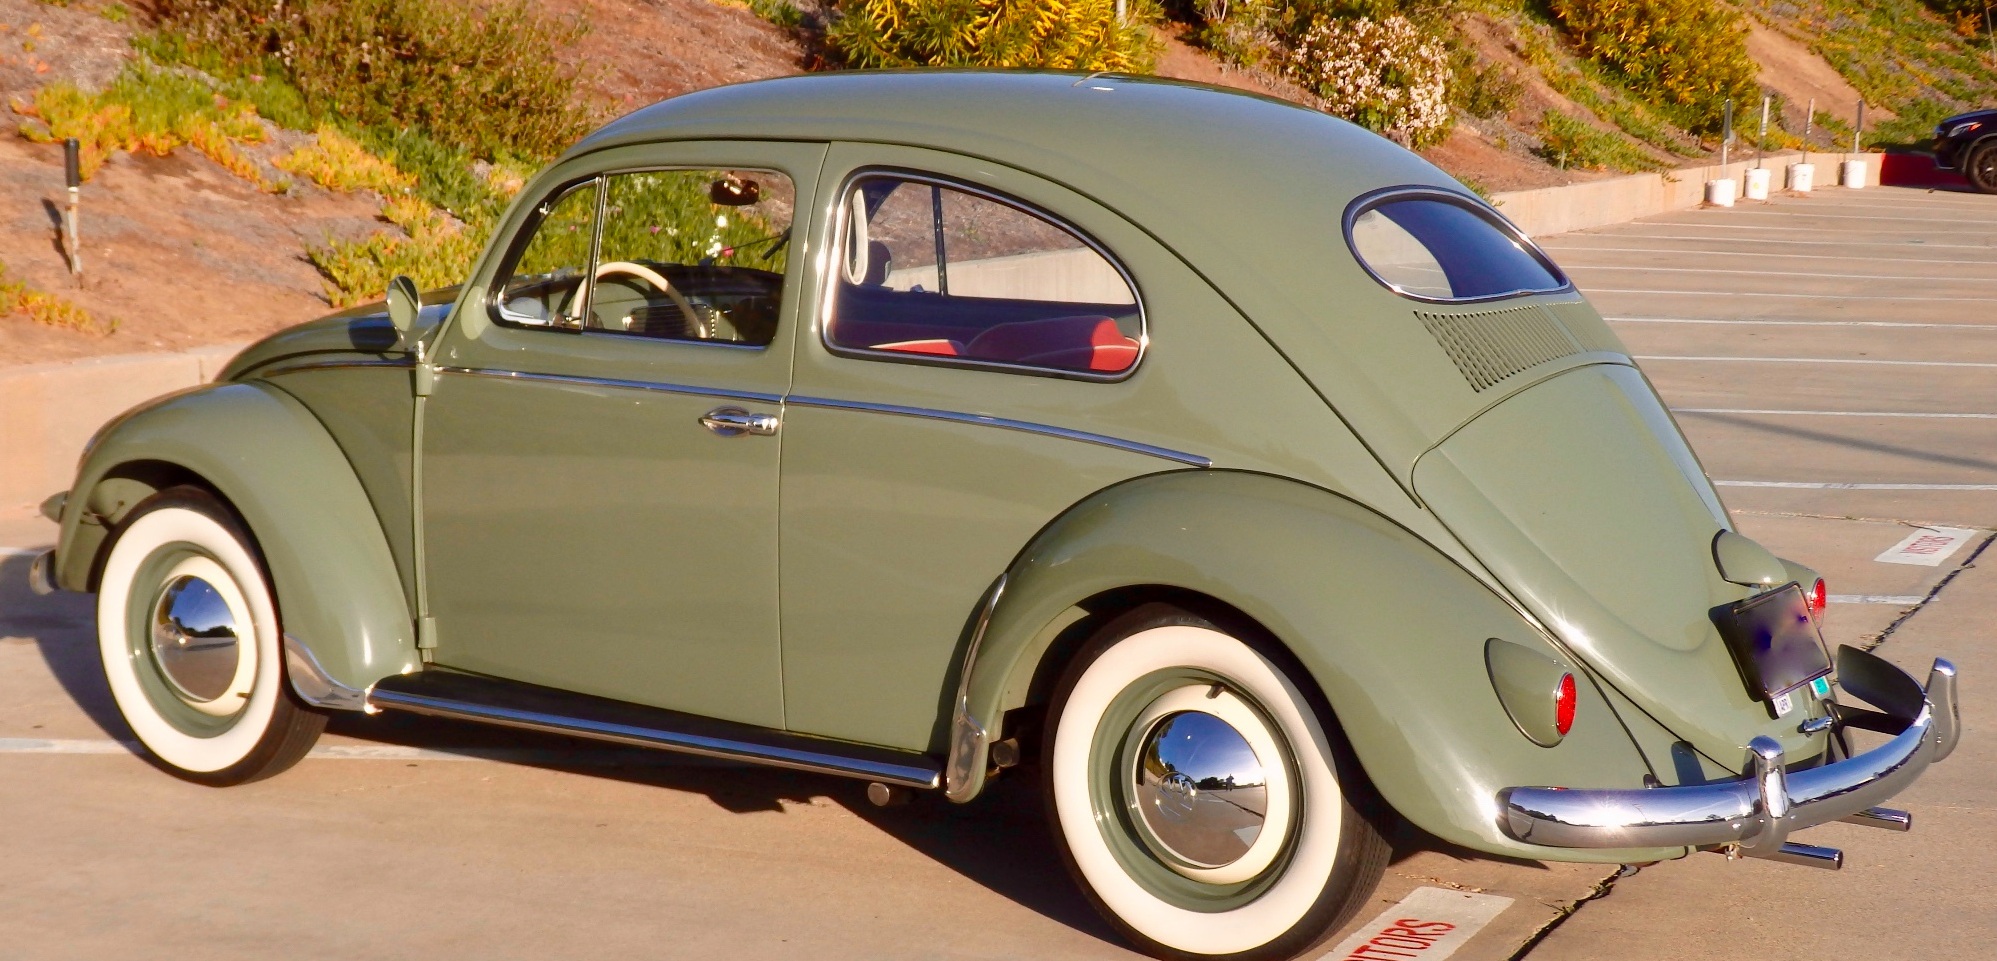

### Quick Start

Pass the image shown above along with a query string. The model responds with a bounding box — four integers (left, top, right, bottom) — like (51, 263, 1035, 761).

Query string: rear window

(1347, 193, 1567, 302)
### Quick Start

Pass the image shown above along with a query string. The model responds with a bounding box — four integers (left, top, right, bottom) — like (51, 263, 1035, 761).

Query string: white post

(63, 137, 81, 279)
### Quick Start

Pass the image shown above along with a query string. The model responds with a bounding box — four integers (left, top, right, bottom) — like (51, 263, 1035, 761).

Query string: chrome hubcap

(1132, 709, 1271, 869)
(149, 575, 242, 704)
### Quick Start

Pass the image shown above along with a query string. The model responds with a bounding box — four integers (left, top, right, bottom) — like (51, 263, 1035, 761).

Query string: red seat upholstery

(965, 316, 1138, 373)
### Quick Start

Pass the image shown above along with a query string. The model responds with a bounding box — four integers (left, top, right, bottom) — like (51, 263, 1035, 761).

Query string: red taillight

(1554, 672, 1577, 736)
(1809, 577, 1827, 621)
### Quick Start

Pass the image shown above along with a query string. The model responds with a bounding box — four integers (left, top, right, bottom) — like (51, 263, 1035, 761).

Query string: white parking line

(1565, 264, 1997, 283)
(1557, 233, 1994, 250)
(1830, 594, 1928, 605)
(1650, 211, 1995, 225)
(1545, 246, 1997, 267)
(1636, 222, 1994, 234)
(1673, 408, 1997, 419)
(1609, 316, 1997, 330)
(1, 547, 47, 557)
(1636, 355, 1997, 369)
(1589, 289, 1997, 303)
(0, 737, 700, 766)
(1715, 481, 1997, 491)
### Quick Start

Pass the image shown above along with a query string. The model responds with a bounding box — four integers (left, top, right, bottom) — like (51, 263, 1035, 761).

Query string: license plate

(1713, 582, 1834, 703)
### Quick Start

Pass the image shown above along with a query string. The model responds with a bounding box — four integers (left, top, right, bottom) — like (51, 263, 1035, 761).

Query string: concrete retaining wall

(1491, 151, 1884, 237)
(1, 344, 244, 512)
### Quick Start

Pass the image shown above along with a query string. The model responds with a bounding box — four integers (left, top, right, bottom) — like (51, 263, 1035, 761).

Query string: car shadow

(9, 554, 1535, 947)
(0, 552, 134, 741)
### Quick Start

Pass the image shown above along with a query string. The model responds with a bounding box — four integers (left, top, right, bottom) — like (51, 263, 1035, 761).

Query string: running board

(367, 671, 942, 789)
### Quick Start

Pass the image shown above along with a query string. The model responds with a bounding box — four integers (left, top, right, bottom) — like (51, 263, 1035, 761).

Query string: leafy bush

(749, 0, 806, 29)
(1283, 14, 1454, 149)
(276, 126, 417, 194)
(13, 63, 273, 186)
(156, 0, 593, 160)
(828, 0, 1160, 71)
(0, 260, 107, 333)
(1535, 110, 1665, 171)
(1451, 48, 1522, 119)
(1545, 0, 1759, 133)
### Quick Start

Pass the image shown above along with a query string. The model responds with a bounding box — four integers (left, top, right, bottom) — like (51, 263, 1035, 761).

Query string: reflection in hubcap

(149, 575, 241, 703)
(1133, 710, 1269, 868)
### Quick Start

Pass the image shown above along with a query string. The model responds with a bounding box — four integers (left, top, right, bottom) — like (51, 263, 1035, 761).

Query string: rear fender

(55, 382, 417, 703)
(961, 470, 1676, 862)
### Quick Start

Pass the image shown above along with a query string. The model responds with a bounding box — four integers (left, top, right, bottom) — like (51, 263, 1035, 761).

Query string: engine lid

(1413, 363, 1819, 772)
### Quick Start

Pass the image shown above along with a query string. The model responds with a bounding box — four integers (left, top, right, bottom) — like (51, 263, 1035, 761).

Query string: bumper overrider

(1501, 646, 1961, 869)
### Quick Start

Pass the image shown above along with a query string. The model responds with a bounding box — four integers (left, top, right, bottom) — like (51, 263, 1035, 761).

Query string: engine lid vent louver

(1417, 303, 1606, 392)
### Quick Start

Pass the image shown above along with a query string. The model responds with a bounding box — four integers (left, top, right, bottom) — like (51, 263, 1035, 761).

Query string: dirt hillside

(0, 0, 1911, 366)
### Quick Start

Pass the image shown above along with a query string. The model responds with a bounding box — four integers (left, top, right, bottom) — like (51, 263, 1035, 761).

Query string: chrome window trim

(1342, 185, 1575, 305)
(490, 176, 604, 331)
(436, 366, 784, 406)
(819, 167, 1149, 384)
(785, 394, 1211, 467)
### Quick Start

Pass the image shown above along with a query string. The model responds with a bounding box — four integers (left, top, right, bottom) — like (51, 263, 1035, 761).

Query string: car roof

(571, 70, 1458, 227)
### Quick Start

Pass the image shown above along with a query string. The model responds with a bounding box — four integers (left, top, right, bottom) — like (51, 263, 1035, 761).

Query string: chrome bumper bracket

(1501, 650, 1959, 865)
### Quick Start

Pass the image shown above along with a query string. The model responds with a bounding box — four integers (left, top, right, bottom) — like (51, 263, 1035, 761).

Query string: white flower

(1285, 15, 1451, 147)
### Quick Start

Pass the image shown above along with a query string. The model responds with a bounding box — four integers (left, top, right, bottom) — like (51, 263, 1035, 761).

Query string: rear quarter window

(1346, 192, 1568, 302)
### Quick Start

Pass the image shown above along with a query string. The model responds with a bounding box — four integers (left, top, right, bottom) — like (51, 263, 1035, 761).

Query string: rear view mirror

(710, 177, 761, 206)
(385, 275, 421, 346)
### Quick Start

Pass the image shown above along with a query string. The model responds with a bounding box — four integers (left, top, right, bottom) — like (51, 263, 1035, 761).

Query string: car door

(779, 144, 1185, 751)
(421, 141, 824, 727)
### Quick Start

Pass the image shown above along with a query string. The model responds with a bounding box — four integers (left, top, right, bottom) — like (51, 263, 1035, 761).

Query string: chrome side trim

(282, 633, 369, 711)
(787, 395, 1212, 468)
(1501, 653, 1958, 857)
(368, 673, 942, 789)
(258, 358, 414, 378)
(435, 366, 784, 406)
(945, 574, 1007, 803)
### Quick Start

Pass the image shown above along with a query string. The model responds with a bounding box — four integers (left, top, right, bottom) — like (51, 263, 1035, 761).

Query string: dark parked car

(1934, 108, 1997, 193)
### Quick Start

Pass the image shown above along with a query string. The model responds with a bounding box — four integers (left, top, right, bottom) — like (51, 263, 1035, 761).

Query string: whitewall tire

(96, 486, 325, 785)
(1044, 604, 1388, 961)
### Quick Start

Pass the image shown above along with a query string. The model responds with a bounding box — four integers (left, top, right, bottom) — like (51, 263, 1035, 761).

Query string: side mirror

(385, 275, 421, 347)
(709, 177, 760, 206)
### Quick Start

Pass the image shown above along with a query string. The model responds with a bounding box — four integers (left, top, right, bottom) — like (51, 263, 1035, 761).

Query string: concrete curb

(1491, 151, 1885, 238)
(0, 343, 245, 511)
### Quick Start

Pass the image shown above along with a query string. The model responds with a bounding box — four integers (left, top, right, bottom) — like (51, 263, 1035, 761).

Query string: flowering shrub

(1547, 0, 1759, 133)
(1284, 15, 1453, 149)
(828, 0, 1158, 71)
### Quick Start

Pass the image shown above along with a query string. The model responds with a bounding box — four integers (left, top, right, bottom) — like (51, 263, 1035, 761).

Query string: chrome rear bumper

(1501, 649, 1959, 866)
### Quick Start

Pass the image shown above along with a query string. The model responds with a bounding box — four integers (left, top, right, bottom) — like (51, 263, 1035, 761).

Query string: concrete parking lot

(2, 183, 1991, 960)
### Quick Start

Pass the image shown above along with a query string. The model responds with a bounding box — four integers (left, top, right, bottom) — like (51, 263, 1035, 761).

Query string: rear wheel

(96, 486, 325, 785)
(1043, 604, 1389, 961)
(1969, 142, 1997, 194)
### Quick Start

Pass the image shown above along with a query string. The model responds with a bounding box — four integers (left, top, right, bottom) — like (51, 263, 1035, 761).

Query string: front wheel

(1969, 142, 1997, 194)
(1043, 604, 1389, 961)
(96, 486, 325, 785)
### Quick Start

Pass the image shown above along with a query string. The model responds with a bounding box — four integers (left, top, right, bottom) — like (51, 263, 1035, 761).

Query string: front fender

(965, 470, 1678, 862)
(54, 382, 417, 699)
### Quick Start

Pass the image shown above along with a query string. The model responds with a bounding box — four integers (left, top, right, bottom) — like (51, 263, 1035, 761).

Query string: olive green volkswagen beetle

(33, 72, 1960, 960)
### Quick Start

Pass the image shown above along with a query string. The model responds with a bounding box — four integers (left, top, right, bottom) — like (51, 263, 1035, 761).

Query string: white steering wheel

(591, 260, 702, 336)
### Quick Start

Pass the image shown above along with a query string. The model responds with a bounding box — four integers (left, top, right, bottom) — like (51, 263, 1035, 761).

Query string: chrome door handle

(700, 406, 780, 437)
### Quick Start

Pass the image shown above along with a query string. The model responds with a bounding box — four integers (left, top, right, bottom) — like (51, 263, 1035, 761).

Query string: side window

(1347, 194, 1568, 301)
(826, 174, 1142, 377)
(496, 179, 600, 327)
(587, 169, 794, 347)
